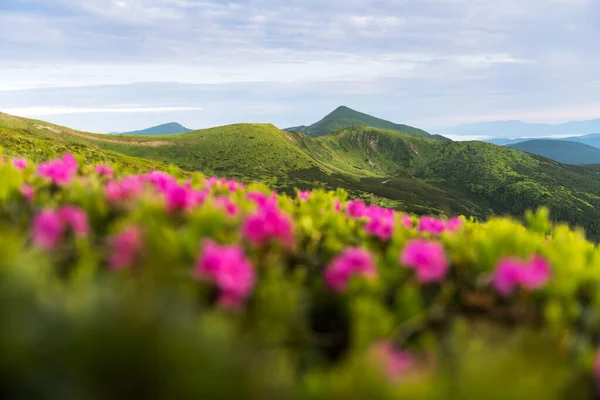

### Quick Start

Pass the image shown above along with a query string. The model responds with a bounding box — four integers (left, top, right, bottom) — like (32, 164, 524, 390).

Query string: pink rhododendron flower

(333, 199, 342, 212)
(58, 206, 89, 237)
(364, 205, 395, 239)
(400, 239, 449, 283)
(247, 191, 278, 210)
(105, 176, 145, 203)
(243, 208, 294, 246)
(163, 184, 195, 212)
(108, 226, 143, 271)
(32, 210, 64, 250)
(324, 247, 377, 292)
(346, 200, 368, 218)
(95, 164, 113, 178)
(195, 240, 255, 309)
(492, 255, 551, 296)
(36, 154, 78, 185)
(365, 214, 394, 240)
(402, 214, 413, 228)
(298, 190, 311, 201)
(143, 171, 177, 192)
(214, 196, 239, 216)
(371, 340, 414, 382)
(446, 217, 463, 232)
(418, 216, 447, 235)
(20, 184, 35, 202)
(32, 206, 89, 250)
(11, 158, 27, 170)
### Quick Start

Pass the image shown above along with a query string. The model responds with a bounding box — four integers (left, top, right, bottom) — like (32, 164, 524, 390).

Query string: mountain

(285, 106, 448, 140)
(443, 119, 600, 138)
(507, 139, 600, 165)
(3, 112, 600, 239)
(564, 133, 600, 149)
(485, 133, 600, 150)
(116, 122, 193, 135)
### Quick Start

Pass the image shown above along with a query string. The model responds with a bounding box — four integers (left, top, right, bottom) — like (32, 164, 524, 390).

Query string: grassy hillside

(0, 113, 183, 175)
(118, 122, 193, 135)
(285, 106, 442, 139)
(3, 113, 600, 239)
(508, 139, 600, 164)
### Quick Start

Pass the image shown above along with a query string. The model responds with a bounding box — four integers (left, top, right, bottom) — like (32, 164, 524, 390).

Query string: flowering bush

(1, 152, 600, 399)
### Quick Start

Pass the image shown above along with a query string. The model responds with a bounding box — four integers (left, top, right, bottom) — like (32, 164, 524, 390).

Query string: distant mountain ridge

(115, 122, 193, 135)
(507, 139, 600, 165)
(485, 133, 600, 150)
(285, 106, 449, 141)
(444, 119, 600, 138)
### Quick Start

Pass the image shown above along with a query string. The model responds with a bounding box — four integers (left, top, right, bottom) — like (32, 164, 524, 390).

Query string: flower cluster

(324, 247, 377, 292)
(32, 206, 89, 249)
(492, 255, 552, 296)
(37, 153, 79, 185)
(195, 240, 255, 309)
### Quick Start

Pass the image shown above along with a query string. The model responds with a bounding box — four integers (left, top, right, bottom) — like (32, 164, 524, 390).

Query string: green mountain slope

(285, 106, 444, 140)
(118, 122, 193, 135)
(3, 113, 600, 239)
(508, 139, 600, 164)
(0, 113, 182, 174)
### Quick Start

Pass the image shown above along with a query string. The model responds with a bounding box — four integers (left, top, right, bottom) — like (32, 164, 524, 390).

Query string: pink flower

(195, 240, 255, 309)
(365, 214, 394, 240)
(370, 341, 414, 382)
(95, 164, 113, 178)
(324, 247, 377, 292)
(36, 153, 78, 185)
(58, 206, 89, 237)
(108, 226, 143, 271)
(32, 206, 89, 250)
(214, 196, 239, 216)
(402, 214, 413, 228)
(446, 217, 463, 232)
(333, 199, 342, 212)
(492, 255, 551, 296)
(247, 191, 278, 210)
(105, 176, 145, 203)
(400, 239, 449, 283)
(11, 158, 28, 170)
(363, 205, 395, 240)
(298, 190, 311, 201)
(143, 171, 177, 192)
(347, 200, 367, 218)
(243, 208, 294, 246)
(418, 216, 447, 236)
(163, 184, 194, 212)
(20, 184, 35, 202)
(32, 210, 64, 250)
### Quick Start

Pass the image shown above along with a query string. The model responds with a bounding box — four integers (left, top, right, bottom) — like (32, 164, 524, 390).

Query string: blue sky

(0, 0, 599, 134)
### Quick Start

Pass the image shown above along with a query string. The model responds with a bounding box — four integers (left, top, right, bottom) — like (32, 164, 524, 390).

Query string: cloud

(1, 106, 204, 117)
(0, 0, 598, 134)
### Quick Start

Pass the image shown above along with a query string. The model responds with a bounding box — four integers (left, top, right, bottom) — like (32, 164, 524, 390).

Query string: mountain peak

(117, 122, 193, 135)
(285, 106, 441, 140)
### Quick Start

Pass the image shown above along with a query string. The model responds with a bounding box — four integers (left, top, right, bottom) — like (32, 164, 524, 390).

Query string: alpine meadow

(2, 1, 600, 399)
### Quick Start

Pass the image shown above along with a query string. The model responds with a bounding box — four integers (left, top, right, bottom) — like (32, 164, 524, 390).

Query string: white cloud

(1, 106, 204, 117)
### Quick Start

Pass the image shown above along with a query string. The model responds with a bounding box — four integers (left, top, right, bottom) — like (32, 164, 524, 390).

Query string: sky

(0, 0, 599, 134)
